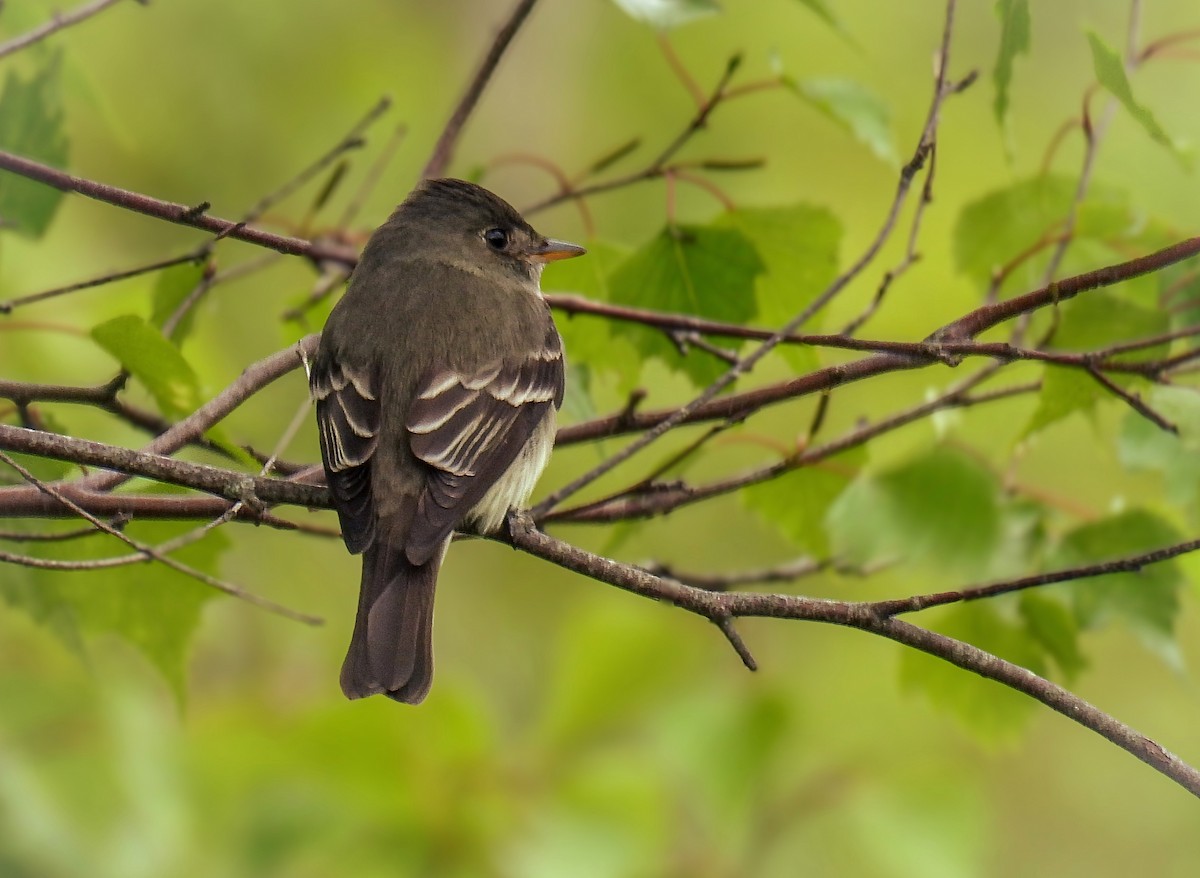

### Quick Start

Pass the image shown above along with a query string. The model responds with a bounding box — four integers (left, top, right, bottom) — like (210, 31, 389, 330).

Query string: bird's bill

(530, 239, 587, 263)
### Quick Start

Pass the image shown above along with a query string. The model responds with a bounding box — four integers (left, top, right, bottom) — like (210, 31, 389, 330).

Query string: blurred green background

(2, 1, 1200, 875)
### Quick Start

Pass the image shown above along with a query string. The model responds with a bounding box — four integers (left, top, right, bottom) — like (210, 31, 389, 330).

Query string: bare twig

(502, 514, 1200, 798)
(551, 369, 1027, 525)
(0, 451, 320, 624)
(870, 533, 1200, 617)
(237, 96, 391, 229)
(0, 251, 205, 314)
(75, 335, 319, 491)
(525, 54, 745, 215)
(530, 0, 966, 516)
(0, 0, 137, 61)
(0, 520, 125, 543)
(337, 122, 408, 229)
(421, 0, 540, 179)
(552, 229, 1200, 447)
(0, 150, 357, 266)
(546, 293, 1198, 375)
(642, 556, 826, 591)
(1084, 365, 1177, 433)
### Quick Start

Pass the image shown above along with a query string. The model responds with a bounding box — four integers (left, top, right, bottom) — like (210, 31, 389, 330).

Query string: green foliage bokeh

(2, 1, 1200, 876)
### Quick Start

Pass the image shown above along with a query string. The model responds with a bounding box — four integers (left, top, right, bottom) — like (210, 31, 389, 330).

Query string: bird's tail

(340, 539, 446, 704)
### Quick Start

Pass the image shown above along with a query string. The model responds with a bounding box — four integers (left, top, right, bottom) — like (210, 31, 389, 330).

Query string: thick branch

(0, 425, 325, 508)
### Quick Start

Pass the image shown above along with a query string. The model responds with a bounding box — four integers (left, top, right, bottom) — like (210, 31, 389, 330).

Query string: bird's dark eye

(483, 228, 509, 251)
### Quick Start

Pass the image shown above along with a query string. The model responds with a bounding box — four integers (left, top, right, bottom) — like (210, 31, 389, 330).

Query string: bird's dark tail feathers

(340, 539, 445, 704)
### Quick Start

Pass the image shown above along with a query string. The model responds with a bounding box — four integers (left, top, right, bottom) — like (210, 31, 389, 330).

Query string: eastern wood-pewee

(310, 178, 584, 704)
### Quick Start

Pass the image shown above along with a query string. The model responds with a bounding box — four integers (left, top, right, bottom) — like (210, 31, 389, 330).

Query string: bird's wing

(311, 356, 381, 555)
(404, 325, 564, 564)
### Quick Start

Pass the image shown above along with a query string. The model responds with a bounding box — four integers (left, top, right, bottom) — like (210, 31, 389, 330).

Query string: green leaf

(1018, 592, 1086, 680)
(953, 175, 1135, 291)
(3, 518, 228, 698)
(1087, 31, 1185, 164)
(828, 446, 1003, 573)
(1162, 263, 1200, 345)
(0, 528, 85, 656)
(992, 0, 1031, 130)
(1119, 389, 1200, 511)
(544, 240, 641, 394)
(1051, 510, 1184, 667)
(1057, 291, 1169, 352)
(791, 0, 849, 39)
(150, 260, 208, 343)
(1022, 288, 1169, 439)
(91, 315, 203, 418)
(607, 222, 764, 385)
(1140, 386, 1200, 450)
(788, 77, 897, 165)
(537, 603, 698, 752)
(608, 0, 720, 30)
(651, 690, 794, 821)
(743, 447, 865, 556)
(1022, 366, 1101, 439)
(715, 204, 841, 372)
(899, 603, 1045, 740)
(0, 52, 69, 238)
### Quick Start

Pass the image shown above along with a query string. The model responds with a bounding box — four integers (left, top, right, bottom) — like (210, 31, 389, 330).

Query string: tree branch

(503, 514, 1200, 798)
(0, 150, 357, 266)
(75, 335, 319, 491)
(0, 451, 320, 625)
(421, 0, 540, 179)
(556, 235, 1200, 446)
(530, 0, 967, 515)
(0, 424, 325, 508)
(0, 0, 139, 61)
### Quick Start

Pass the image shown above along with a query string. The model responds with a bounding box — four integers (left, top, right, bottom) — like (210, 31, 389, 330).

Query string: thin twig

(1084, 365, 1177, 433)
(337, 123, 408, 229)
(421, 0, 540, 179)
(502, 515, 1200, 798)
(551, 368, 1025, 525)
(551, 230, 1200, 446)
(531, 0, 965, 515)
(870, 532, 1200, 617)
(0, 519, 125, 543)
(0, 251, 206, 314)
(525, 54, 745, 215)
(0, 0, 136, 61)
(237, 96, 390, 228)
(75, 335, 319, 492)
(0, 451, 320, 624)
(642, 557, 826, 591)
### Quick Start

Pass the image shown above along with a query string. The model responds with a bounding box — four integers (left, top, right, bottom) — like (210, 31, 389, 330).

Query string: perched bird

(310, 178, 585, 703)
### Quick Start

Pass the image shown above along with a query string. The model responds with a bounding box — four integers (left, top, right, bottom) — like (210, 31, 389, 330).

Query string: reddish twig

(530, 0, 966, 516)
